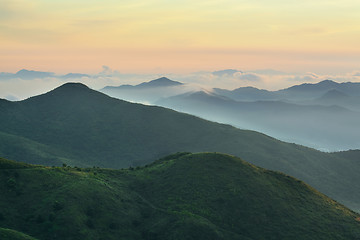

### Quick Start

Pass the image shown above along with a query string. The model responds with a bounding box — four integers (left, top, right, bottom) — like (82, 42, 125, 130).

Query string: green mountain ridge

(0, 153, 359, 240)
(0, 228, 38, 240)
(0, 83, 360, 213)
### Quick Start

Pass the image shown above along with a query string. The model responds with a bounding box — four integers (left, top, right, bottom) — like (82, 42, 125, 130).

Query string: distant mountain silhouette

(0, 69, 54, 80)
(16, 69, 54, 79)
(137, 77, 183, 88)
(0, 69, 92, 80)
(167, 91, 233, 103)
(214, 80, 360, 102)
(278, 80, 360, 99)
(158, 88, 360, 151)
(214, 86, 277, 101)
(101, 77, 186, 103)
(318, 89, 349, 101)
(103, 77, 183, 90)
(60, 73, 90, 79)
(285, 80, 339, 92)
(301, 89, 360, 112)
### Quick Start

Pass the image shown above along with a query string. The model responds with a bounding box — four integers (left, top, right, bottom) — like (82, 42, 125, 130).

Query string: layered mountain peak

(35, 82, 93, 99)
(320, 89, 349, 100)
(102, 77, 183, 91)
(163, 90, 232, 103)
(23, 82, 112, 106)
(52, 82, 90, 91)
(285, 79, 338, 92)
(151, 76, 171, 82)
(318, 79, 337, 84)
(15, 69, 54, 79)
(137, 77, 183, 88)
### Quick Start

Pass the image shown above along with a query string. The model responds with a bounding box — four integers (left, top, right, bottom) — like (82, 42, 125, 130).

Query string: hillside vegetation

(0, 83, 360, 212)
(0, 154, 359, 240)
(0, 228, 38, 240)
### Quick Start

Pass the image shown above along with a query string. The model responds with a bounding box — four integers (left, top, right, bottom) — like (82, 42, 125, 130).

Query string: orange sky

(1, 0, 360, 74)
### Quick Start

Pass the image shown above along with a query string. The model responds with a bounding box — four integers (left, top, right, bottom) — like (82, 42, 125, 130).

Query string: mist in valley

(98, 76, 360, 152)
(1, 68, 360, 152)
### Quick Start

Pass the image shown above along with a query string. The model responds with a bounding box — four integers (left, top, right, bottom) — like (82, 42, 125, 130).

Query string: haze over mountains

(157, 89, 360, 151)
(100, 78, 360, 151)
(101, 77, 191, 104)
(0, 69, 89, 80)
(4, 0, 360, 238)
(1, 82, 360, 213)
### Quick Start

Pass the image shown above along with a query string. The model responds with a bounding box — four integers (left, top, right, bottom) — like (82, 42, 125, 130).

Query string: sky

(1, 0, 360, 75)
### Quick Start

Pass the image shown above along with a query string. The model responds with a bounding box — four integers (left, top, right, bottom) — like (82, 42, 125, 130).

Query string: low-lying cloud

(233, 72, 263, 82)
(1, 67, 360, 100)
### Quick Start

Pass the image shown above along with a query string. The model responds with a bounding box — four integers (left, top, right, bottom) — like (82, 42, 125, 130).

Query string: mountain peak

(137, 77, 183, 88)
(318, 79, 338, 86)
(285, 79, 339, 92)
(319, 89, 349, 100)
(102, 77, 183, 91)
(60, 73, 90, 79)
(153, 76, 171, 81)
(17, 69, 31, 74)
(15, 69, 54, 79)
(54, 82, 90, 91)
(24, 82, 96, 103)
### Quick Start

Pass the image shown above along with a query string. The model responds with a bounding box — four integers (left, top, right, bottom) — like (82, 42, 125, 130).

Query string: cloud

(234, 72, 263, 82)
(2, 67, 360, 101)
(250, 69, 288, 75)
(0, 78, 63, 100)
(212, 69, 241, 77)
(285, 72, 320, 82)
(98, 65, 114, 76)
(0, 69, 54, 81)
(352, 71, 360, 77)
(4, 94, 18, 101)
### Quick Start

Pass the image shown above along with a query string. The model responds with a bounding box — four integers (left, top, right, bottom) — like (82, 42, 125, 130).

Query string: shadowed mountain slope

(0, 153, 359, 240)
(1, 83, 360, 212)
(0, 228, 38, 240)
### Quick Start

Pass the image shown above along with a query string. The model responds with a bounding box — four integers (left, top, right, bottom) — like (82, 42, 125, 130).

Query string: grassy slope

(0, 154, 360, 240)
(331, 150, 360, 161)
(0, 131, 74, 167)
(0, 83, 360, 212)
(0, 228, 38, 240)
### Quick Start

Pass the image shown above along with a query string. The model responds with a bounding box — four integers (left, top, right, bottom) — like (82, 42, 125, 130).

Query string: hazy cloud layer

(1, 67, 360, 100)
(234, 72, 263, 82)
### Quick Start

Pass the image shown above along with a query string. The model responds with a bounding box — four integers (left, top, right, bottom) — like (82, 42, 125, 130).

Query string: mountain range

(0, 69, 89, 80)
(156, 89, 360, 151)
(1, 153, 359, 239)
(101, 78, 360, 151)
(102, 77, 183, 90)
(213, 80, 360, 101)
(0, 83, 360, 212)
(100, 77, 188, 103)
